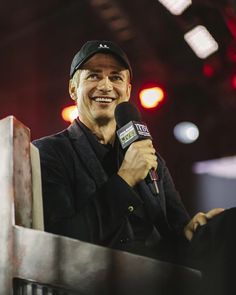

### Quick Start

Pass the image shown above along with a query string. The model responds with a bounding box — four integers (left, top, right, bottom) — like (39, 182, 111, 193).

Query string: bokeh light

(173, 121, 199, 144)
(139, 87, 165, 109)
(61, 105, 78, 123)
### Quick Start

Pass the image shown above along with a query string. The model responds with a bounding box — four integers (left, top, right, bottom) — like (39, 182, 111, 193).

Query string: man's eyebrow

(83, 68, 126, 75)
(110, 70, 125, 75)
(82, 68, 101, 73)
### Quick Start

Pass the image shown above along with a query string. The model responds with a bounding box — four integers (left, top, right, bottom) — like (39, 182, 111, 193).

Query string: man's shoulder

(32, 121, 86, 161)
(32, 128, 69, 149)
(32, 128, 77, 166)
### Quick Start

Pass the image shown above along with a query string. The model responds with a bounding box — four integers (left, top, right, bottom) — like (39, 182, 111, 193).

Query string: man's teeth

(94, 97, 113, 103)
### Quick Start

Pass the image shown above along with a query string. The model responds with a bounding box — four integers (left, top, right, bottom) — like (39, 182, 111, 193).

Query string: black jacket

(33, 120, 190, 248)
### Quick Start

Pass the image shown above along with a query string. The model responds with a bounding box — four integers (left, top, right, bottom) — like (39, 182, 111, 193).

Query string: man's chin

(94, 114, 114, 126)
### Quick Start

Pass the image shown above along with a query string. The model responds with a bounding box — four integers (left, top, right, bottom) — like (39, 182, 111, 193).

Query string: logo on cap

(98, 44, 109, 49)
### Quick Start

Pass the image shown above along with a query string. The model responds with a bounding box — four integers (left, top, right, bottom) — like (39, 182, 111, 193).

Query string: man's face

(69, 53, 131, 127)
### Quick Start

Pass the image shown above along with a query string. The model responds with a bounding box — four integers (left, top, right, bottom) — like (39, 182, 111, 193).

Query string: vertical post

(13, 117, 32, 228)
(30, 144, 44, 230)
(0, 116, 32, 294)
(0, 116, 15, 294)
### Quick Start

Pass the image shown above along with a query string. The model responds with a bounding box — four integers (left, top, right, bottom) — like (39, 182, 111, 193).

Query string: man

(33, 40, 233, 294)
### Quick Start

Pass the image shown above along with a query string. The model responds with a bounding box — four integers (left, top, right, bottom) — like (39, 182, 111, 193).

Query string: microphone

(115, 102, 159, 195)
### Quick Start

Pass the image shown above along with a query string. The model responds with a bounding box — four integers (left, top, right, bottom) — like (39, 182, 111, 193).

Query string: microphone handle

(148, 169, 159, 195)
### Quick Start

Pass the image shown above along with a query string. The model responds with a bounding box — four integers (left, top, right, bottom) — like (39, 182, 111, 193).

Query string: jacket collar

(67, 120, 108, 187)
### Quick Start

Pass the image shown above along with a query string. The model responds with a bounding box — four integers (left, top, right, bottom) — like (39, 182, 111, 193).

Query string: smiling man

(69, 51, 131, 144)
(33, 40, 235, 295)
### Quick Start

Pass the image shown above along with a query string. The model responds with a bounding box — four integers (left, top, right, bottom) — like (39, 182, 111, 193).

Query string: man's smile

(91, 96, 116, 103)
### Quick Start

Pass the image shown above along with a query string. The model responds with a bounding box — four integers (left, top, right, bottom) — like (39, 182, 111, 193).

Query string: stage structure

(0, 116, 201, 295)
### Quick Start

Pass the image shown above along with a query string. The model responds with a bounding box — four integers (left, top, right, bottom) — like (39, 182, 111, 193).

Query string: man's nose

(97, 77, 113, 91)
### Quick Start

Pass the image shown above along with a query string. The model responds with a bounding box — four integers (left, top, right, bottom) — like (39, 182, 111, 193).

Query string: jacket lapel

(67, 121, 108, 187)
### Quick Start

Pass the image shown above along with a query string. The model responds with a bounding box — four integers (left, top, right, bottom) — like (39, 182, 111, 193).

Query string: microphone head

(115, 102, 141, 128)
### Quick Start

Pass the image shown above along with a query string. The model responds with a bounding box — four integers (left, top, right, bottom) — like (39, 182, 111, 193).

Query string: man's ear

(125, 83, 132, 101)
(69, 79, 77, 101)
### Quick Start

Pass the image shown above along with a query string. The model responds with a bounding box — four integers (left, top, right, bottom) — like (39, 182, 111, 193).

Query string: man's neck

(80, 118, 116, 145)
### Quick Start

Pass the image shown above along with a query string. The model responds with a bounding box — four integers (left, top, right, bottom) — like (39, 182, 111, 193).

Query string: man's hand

(184, 208, 225, 241)
(117, 139, 157, 187)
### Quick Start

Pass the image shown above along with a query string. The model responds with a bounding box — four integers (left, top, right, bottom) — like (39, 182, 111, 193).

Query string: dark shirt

(77, 119, 119, 176)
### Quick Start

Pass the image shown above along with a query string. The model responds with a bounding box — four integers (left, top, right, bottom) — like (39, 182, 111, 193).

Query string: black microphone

(115, 102, 159, 195)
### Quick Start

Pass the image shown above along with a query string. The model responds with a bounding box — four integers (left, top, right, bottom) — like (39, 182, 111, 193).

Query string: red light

(203, 64, 214, 77)
(139, 87, 164, 109)
(61, 105, 78, 123)
(227, 42, 236, 63)
(231, 75, 236, 89)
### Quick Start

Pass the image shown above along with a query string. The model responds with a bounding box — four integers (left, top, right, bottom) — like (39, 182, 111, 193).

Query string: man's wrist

(117, 170, 135, 187)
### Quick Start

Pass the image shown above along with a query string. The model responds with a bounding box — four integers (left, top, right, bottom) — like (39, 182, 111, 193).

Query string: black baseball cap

(70, 40, 132, 79)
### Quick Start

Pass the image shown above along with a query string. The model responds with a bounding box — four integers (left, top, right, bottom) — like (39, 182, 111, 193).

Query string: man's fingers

(192, 212, 208, 231)
(132, 139, 153, 148)
(193, 208, 225, 232)
(193, 222, 200, 231)
(185, 229, 193, 241)
(205, 208, 225, 219)
(184, 208, 225, 241)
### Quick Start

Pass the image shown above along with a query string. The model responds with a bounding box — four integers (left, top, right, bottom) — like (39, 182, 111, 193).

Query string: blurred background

(1, 0, 236, 214)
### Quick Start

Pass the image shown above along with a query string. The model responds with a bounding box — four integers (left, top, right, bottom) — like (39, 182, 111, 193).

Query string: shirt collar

(75, 118, 112, 160)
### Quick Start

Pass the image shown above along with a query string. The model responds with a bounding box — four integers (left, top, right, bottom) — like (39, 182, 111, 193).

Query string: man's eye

(110, 75, 123, 82)
(87, 73, 99, 80)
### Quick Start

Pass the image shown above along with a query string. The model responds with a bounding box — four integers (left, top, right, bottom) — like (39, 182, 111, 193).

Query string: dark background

(1, 0, 236, 214)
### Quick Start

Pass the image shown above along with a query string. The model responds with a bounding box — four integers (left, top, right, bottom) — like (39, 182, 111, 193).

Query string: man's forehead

(81, 53, 127, 71)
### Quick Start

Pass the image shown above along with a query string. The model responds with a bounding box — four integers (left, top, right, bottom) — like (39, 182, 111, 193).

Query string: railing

(0, 116, 201, 295)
